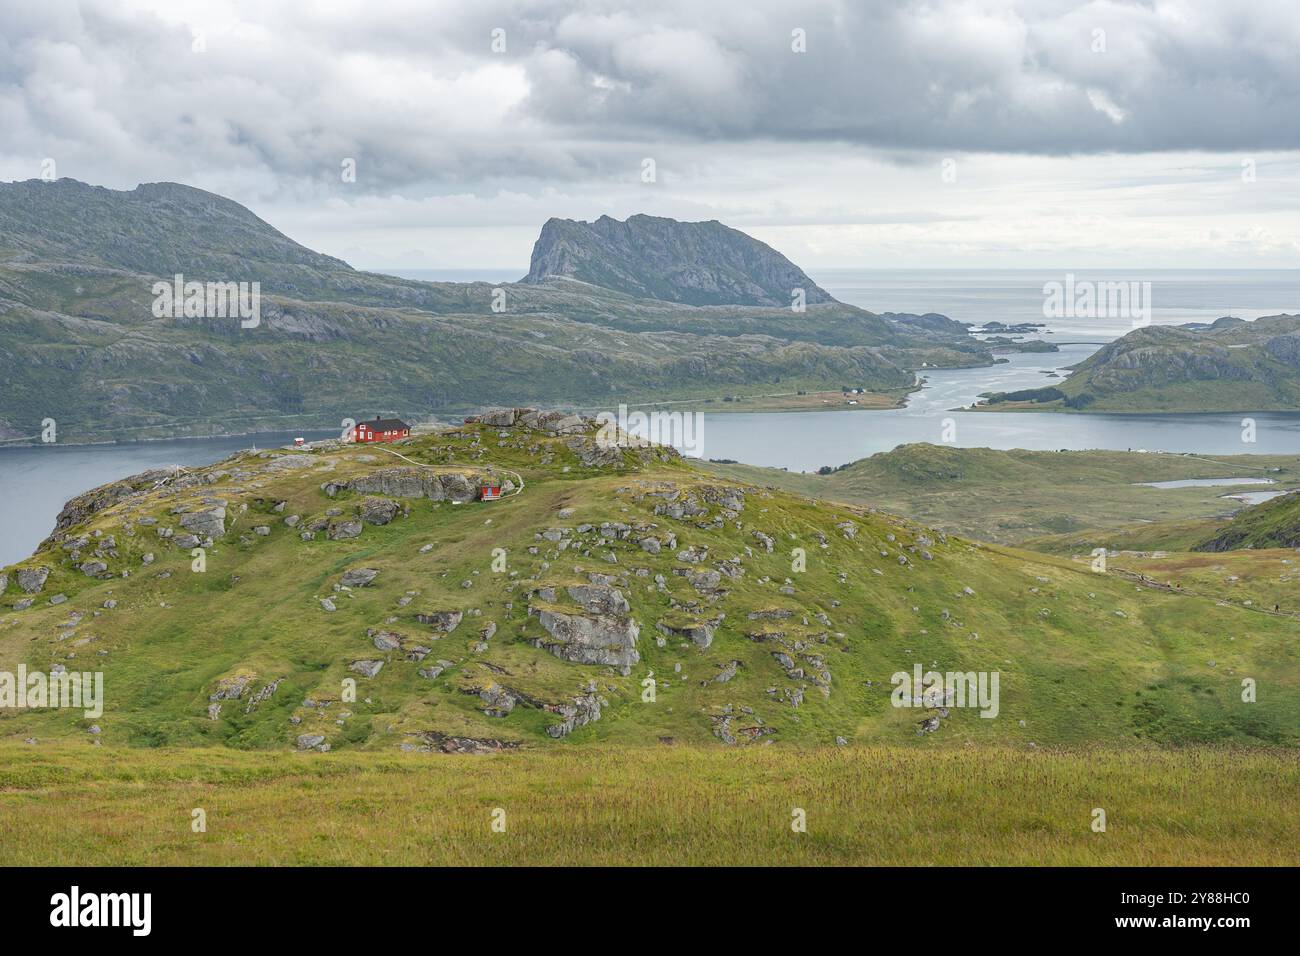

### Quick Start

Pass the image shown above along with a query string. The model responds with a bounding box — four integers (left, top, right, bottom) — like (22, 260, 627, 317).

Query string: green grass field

(2, 743, 1295, 865)
(704, 444, 1300, 545)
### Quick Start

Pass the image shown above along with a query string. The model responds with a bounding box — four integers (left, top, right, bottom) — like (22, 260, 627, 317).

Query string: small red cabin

(352, 416, 411, 443)
(480, 477, 503, 501)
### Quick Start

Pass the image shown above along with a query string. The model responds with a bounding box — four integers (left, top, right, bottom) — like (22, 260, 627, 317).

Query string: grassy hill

(3, 417, 1298, 753)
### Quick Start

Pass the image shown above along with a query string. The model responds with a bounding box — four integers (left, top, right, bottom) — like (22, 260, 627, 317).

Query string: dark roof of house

(357, 417, 410, 431)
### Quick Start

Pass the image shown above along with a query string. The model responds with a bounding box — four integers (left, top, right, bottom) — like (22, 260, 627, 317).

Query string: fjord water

(694, 344, 1300, 471)
(2, 270, 1299, 565)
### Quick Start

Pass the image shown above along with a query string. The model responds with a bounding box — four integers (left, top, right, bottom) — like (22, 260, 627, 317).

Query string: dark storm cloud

(514, 0, 1300, 152)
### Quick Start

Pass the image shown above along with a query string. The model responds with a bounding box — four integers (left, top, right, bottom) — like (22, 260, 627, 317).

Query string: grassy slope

(3, 424, 1299, 752)
(1195, 490, 1300, 551)
(1033, 491, 1300, 553)
(1, 743, 1296, 865)
(702, 443, 1300, 544)
(1028, 493, 1300, 618)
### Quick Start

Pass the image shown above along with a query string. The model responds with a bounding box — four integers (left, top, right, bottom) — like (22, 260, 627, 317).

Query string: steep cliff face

(522, 214, 835, 306)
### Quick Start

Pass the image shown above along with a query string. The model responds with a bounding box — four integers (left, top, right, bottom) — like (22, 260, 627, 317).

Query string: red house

(352, 416, 411, 443)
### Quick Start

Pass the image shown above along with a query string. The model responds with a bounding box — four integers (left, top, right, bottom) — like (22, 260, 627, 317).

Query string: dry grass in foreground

(1, 743, 1295, 866)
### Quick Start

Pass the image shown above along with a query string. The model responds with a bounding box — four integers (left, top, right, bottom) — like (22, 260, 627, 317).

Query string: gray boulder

(416, 610, 463, 633)
(656, 618, 717, 649)
(358, 497, 399, 525)
(179, 506, 226, 539)
(340, 567, 380, 588)
(17, 567, 50, 593)
(532, 608, 640, 668)
(546, 694, 603, 738)
(328, 520, 363, 540)
(564, 584, 630, 616)
(348, 660, 384, 678)
(441, 473, 477, 502)
(369, 630, 402, 651)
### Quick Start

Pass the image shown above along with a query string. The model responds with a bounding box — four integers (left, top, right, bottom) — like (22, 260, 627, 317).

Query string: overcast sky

(3, 0, 1299, 271)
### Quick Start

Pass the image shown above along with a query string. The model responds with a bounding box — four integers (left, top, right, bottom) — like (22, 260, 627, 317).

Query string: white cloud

(1, 0, 1298, 269)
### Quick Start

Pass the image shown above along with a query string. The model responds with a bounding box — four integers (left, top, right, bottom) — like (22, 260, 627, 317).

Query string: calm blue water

(3, 270, 1299, 565)
(691, 344, 1300, 471)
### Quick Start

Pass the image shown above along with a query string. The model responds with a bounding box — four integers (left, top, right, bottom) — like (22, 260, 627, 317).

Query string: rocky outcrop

(656, 617, 719, 649)
(17, 567, 50, 593)
(322, 468, 481, 503)
(564, 584, 630, 616)
(531, 607, 640, 670)
(546, 693, 604, 738)
(40, 468, 177, 547)
(477, 682, 518, 718)
(358, 496, 400, 525)
(179, 506, 226, 539)
(340, 567, 379, 587)
(416, 610, 463, 634)
(403, 731, 520, 754)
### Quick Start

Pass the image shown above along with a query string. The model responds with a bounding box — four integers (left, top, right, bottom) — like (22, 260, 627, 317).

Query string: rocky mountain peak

(522, 213, 836, 307)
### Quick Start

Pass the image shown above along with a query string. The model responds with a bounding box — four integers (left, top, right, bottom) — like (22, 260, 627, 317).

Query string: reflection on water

(1222, 490, 1293, 505)
(1140, 478, 1275, 489)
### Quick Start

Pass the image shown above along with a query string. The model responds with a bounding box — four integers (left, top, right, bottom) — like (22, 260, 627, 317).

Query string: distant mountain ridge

(0, 178, 998, 442)
(523, 213, 835, 307)
(0, 179, 349, 279)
